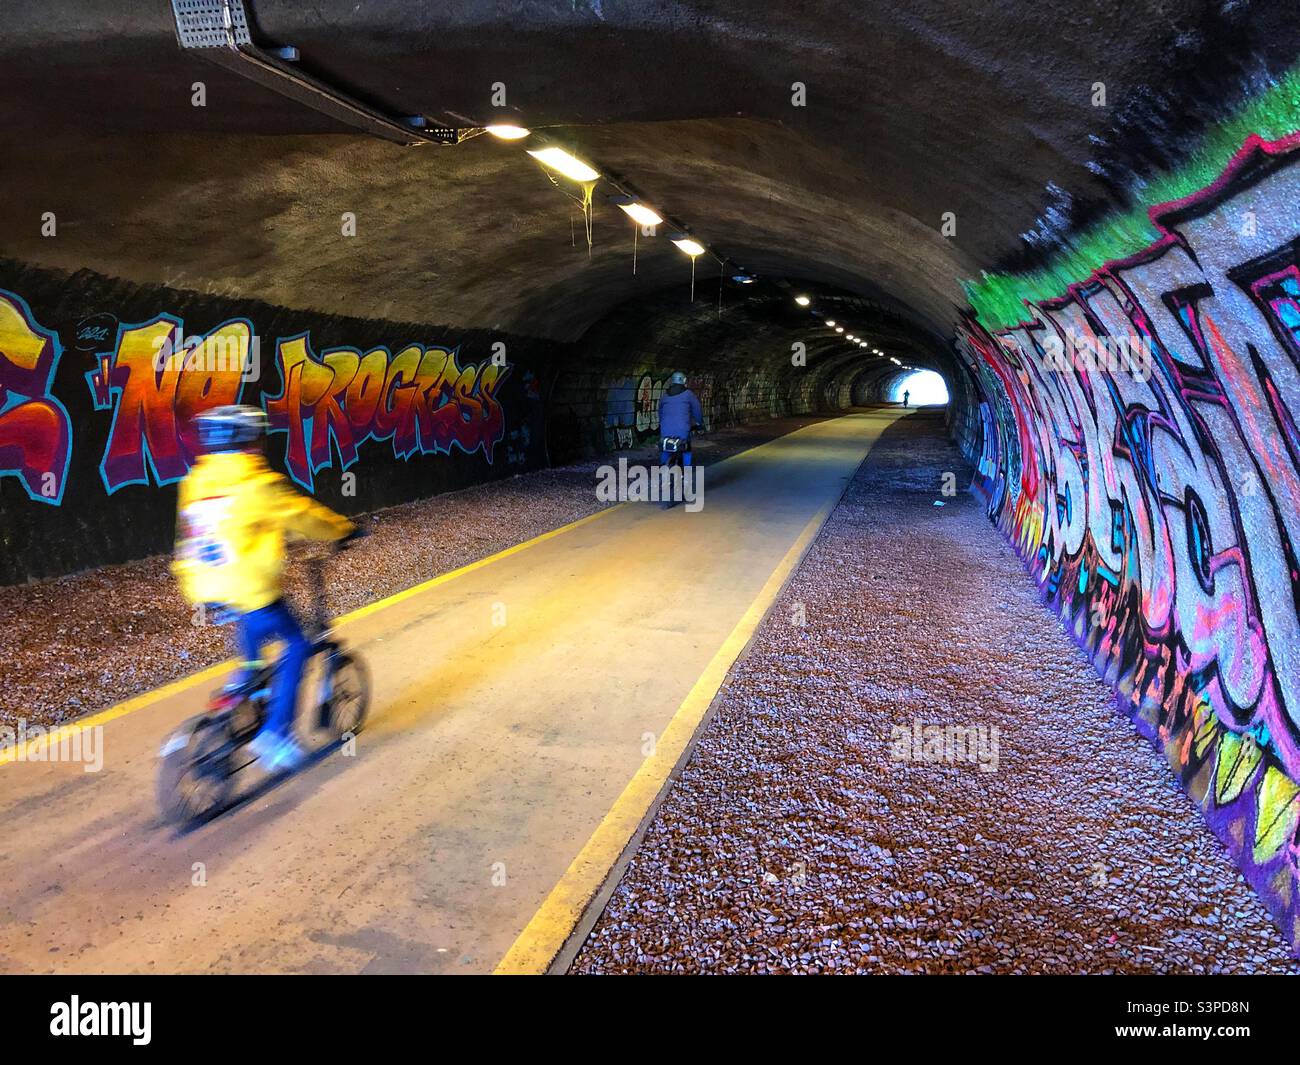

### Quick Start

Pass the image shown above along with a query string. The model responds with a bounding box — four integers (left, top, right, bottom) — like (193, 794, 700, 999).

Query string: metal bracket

(171, 0, 461, 146)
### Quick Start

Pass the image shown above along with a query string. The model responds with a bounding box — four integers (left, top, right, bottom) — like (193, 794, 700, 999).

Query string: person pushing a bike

(172, 405, 355, 771)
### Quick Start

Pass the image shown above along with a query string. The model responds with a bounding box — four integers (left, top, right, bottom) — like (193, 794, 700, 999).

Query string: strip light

(527, 147, 600, 182)
(618, 202, 663, 227)
(486, 124, 531, 140)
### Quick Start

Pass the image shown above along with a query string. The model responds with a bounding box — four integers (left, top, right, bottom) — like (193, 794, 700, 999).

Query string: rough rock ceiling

(1, 0, 1293, 347)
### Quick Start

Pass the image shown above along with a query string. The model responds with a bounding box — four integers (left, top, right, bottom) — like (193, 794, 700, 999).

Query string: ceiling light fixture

(795, 295, 811, 307)
(835, 327, 844, 333)
(671, 237, 705, 302)
(618, 201, 665, 277)
(486, 124, 531, 140)
(527, 146, 600, 182)
(826, 320, 837, 328)
(618, 202, 663, 227)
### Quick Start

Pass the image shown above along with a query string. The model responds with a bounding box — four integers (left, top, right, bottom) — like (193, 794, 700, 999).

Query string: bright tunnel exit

(890, 370, 949, 406)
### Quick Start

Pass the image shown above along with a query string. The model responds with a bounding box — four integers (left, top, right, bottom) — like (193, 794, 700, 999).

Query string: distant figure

(902, 389, 910, 408)
(658, 371, 703, 467)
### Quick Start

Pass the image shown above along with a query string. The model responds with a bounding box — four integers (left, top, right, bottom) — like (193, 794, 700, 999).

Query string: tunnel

(2, 0, 1300, 996)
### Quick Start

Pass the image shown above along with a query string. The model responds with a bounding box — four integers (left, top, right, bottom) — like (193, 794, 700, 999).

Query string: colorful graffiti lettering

(0, 290, 72, 504)
(87, 315, 251, 492)
(262, 334, 508, 491)
(955, 133, 1300, 940)
(79, 316, 508, 493)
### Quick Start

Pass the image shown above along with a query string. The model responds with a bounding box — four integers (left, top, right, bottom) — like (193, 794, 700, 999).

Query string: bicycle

(157, 540, 370, 826)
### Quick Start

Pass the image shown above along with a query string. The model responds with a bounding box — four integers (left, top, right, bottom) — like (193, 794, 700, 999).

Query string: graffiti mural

(604, 371, 663, 450)
(87, 314, 251, 492)
(76, 314, 510, 493)
(0, 272, 546, 584)
(0, 287, 517, 503)
(603, 370, 716, 451)
(0, 290, 72, 504)
(262, 334, 508, 490)
(955, 132, 1300, 942)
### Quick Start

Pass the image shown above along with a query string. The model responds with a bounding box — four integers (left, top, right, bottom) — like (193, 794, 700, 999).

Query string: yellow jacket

(171, 450, 355, 614)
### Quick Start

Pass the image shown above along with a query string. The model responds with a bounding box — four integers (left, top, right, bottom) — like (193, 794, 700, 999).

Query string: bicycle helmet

(668, 371, 687, 386)
(195, 404, 267, 453)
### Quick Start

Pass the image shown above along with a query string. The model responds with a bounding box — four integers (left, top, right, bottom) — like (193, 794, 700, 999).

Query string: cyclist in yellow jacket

(173, 405, 354, 770)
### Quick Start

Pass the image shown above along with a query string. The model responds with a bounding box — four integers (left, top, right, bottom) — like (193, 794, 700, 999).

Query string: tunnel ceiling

(1, 0, 1295, 347)
(571, 278, 947, 380)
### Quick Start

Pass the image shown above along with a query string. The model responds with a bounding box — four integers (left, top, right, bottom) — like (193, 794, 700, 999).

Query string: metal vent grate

(172, 0, 251, 49)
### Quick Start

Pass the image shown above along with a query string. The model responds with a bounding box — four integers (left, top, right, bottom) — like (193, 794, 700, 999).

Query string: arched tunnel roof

(2, 0, 1297, 364)
(6, 0, 1300, 975)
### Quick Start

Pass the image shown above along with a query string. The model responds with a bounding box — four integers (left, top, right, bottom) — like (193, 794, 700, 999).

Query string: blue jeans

(235, 599, 312, 739)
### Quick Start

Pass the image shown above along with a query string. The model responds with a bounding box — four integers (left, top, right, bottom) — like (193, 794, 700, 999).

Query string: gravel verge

(570, 411, 1298, 974)
(0, 414, 828, 732)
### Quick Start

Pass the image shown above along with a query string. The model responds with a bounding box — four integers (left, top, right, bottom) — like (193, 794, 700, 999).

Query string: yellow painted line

(0, 505, 624, 769)
(0, 412, 876, 769)
(492, 494, 840, 975)
(336, 505, 621, 625)
(0, 661, 231, 767)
